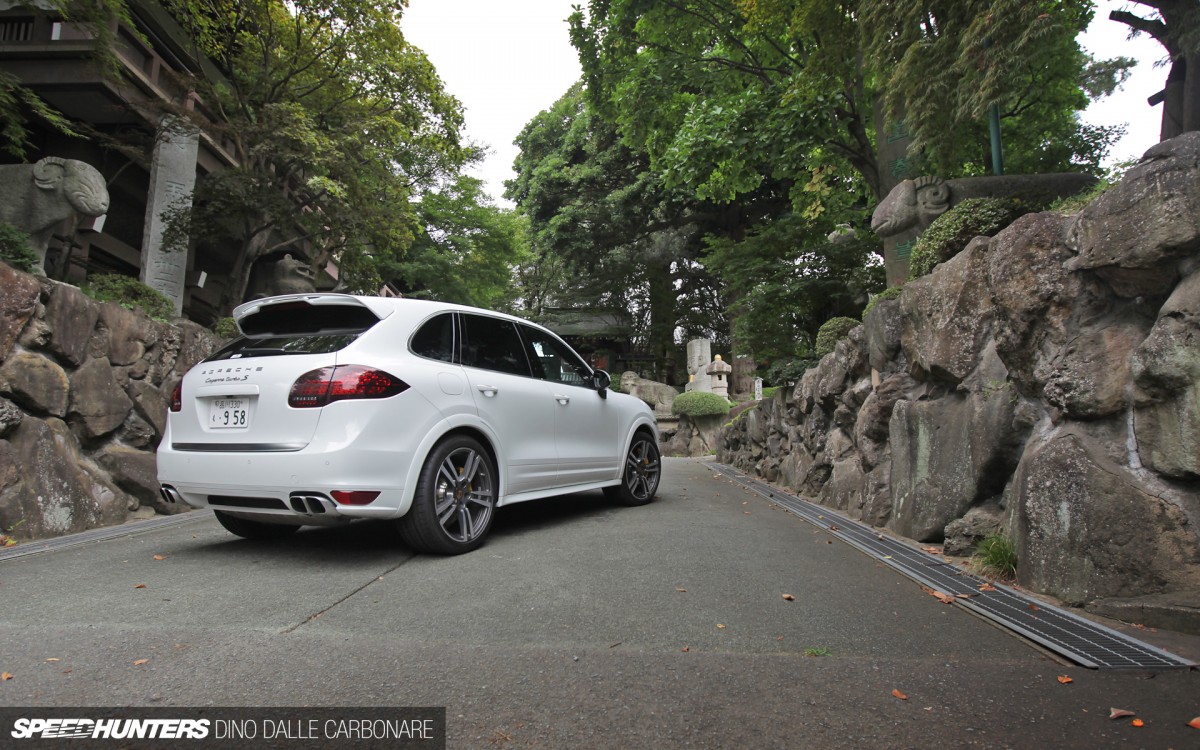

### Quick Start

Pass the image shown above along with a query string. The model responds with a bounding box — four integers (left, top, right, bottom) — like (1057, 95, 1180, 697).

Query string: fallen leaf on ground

(979, 583, 997, 592)
(1, 672, 12, 681)
(922, 547, 942, 555)
(1131, 719, 1144, 727)
(782, 594, 795, 601)
(921, 585, 956, 604)
(134, 584, 146, 589)
(828, 525, 840, 532)
(1186, 716, 1200, 729)
(681, 646, 689, 652)
(1057, 675, 1073, 684)
(1109, 708, 1135, 720)
(955, 593, 978, 599)
(674, 586, 687, 593)
(133, 659, 149, 666)
(891, 689, 908, 700)
(1028, 603, 1041, 612)
(153, 555, 166, 561)
(45, 658, 60, 663)
(716, 623, 727, 629)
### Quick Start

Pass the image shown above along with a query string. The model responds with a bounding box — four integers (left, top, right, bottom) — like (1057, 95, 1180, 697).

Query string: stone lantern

(706, 354, 732, 398)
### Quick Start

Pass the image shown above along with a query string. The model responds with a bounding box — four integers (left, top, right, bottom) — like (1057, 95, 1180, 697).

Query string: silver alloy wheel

(433, 446, 495, 543)
(623, 436, 661, 501)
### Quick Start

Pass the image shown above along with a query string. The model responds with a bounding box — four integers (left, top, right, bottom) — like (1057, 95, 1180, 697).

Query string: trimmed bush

(671, 390, 732, 418)
(815, 316, 860, 358)
(84, 273, 175, 320)
(212, 317, 240, 338)
(907, 197, 1027, 279)
(0, 223, 39, 273)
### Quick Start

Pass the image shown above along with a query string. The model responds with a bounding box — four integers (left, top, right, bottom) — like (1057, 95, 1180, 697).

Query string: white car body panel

(157, 294, 660, 536)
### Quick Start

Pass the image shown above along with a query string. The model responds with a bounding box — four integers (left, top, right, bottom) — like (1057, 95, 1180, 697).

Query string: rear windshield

(205, 333, 361, 361)
(238, 300, 379, 336)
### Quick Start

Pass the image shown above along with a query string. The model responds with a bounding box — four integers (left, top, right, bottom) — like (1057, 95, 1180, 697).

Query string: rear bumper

(156, 442, 413, 521)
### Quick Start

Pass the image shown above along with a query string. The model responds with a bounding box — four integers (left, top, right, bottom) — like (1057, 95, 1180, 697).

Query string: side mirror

(592, 369, 611, 398)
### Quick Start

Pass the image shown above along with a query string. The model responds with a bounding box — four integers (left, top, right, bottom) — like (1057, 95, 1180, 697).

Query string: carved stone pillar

(140, 117, 199, 315)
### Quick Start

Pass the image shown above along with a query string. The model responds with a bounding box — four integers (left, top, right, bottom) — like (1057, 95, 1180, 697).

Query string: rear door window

(205, 333, 360, 362)
(460, 314, 532, 377)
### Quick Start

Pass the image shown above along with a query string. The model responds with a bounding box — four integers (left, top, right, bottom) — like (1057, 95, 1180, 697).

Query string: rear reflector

(330, 490, 380, 506)
(288, 365, 408, 408)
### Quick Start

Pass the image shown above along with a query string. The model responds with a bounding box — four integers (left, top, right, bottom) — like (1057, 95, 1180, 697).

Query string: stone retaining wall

(0, 265, 221, 539)
(719, 133, 1200, 620)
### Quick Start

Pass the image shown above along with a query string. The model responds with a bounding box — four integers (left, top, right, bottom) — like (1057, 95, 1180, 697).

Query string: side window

(410, 313, 457, 363)
(519, 325, 591, 386)
(461, 314, 532, 377)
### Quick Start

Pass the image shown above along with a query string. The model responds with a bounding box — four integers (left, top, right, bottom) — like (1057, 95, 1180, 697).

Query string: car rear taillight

(331, 490, 381, 505)
(288, 365, 409, 408)
(170, 382, 182, 412)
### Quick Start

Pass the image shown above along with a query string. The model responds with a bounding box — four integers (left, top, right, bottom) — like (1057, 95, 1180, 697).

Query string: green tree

(861, 0, 1131, 175)
(162, 0, 469, 312)
(382, 174, 529, 310)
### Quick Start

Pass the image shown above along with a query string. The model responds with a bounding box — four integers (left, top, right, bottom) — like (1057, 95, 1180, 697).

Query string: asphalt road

(1, 458, 1197, 749)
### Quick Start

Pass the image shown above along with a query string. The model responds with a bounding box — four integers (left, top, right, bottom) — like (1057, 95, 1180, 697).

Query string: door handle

(554, 394, 570, 405)
(476, 385, 499, 397)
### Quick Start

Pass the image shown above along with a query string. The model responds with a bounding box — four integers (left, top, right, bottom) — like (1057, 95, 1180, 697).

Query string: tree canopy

(162, 0, 471, 311)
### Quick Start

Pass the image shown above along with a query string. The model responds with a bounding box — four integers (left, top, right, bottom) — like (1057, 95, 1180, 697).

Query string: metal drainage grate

(0, 512, 206, 563)
(707, 462, 1196, 670)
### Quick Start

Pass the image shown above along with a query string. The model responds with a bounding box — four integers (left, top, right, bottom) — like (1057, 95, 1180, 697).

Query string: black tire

(397, 435, 497, 555)
(213, 510, 300, 540)
(604, 431, 661, 506)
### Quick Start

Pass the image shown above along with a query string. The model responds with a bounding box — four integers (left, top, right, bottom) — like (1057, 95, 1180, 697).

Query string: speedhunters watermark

(2, 708, 445, 748)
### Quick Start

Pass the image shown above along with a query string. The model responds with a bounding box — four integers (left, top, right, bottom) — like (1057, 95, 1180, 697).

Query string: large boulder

(0, 262, 41, 363)
(0, 350, 69, 416)
(1066, 131, 1200, 297)
(68, 356, 134, 439)
(888, 387, 1025, 542)
(1132, 268, 1200, 478)
(900, 237, 994, 385)
(619, 371, 678, 416)
(0, 416, 128, 539)
(42, 280, 100, 367)
(1014, 426, 1200, 605)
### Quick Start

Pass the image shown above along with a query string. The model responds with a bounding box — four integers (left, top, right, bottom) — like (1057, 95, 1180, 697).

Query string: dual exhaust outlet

(159, 485, 333, 516)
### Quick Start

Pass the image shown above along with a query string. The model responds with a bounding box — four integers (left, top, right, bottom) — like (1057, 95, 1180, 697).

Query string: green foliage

(861, 1, 1129, 176)
(803, 647, 831, 658)
(761, 386, 781, 401)
(908, 198, 1028, 279)
(84, 273, 175, 320)
(671, 390, 732, 418)
(815, 317, 860, 358)
(0, 223, 38, 273)
(765, 357, 816, 387)
(383, 175, 528, 310)
(212, 317, 239, 338)
(974, 534, 1018, 579)
(863, 286, 903, 316)
(160, 0, 470, 312)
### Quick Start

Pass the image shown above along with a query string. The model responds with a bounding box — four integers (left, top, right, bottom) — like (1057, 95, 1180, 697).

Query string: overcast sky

(402, 0, 1166, 208)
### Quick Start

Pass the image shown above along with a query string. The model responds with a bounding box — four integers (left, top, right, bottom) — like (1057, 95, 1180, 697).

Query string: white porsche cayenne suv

(157, 293, 662, 554)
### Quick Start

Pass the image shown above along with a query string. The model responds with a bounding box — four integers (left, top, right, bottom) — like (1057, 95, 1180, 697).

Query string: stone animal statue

(620, 371, 679, 417)
(0, 157, 109, 275)
(870, 173, 1098, 240)
(254, 253, 316, 298)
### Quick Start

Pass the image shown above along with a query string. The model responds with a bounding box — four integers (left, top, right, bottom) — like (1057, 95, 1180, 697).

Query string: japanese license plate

(209, 398, 251, 429)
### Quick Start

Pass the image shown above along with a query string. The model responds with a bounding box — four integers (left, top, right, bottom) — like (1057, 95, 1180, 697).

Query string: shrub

(815, 316, 860, 358)
(84, 273, 175, 320)
(212, 317, 240, 338)
(0, 223, 39, 273)
(671, 390, 732, 418)
(974, 534, 1018, 579)
(765, 357, 815, 386)
(863, 285, 903, 316)
(907, 197, 1027, 279)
